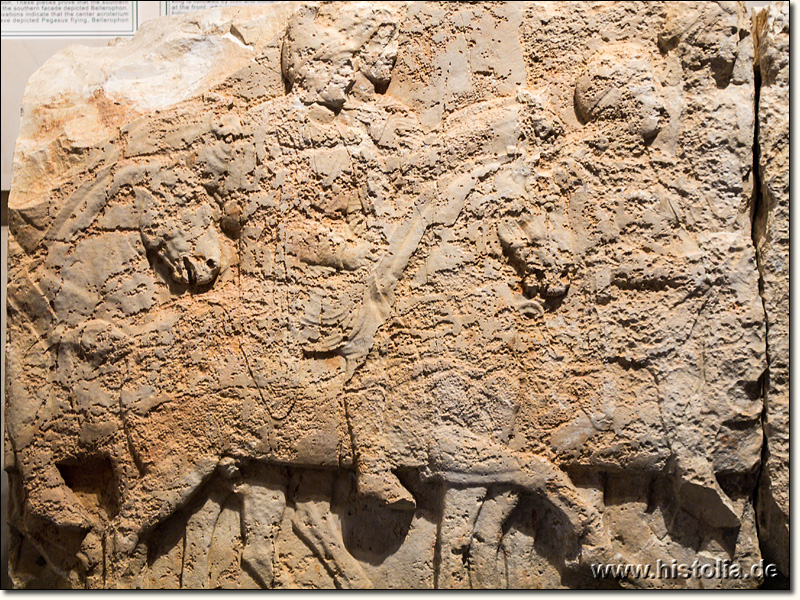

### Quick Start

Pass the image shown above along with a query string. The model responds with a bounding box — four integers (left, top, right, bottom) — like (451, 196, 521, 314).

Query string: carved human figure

(232, 2, 421, 510)
(566, 42, 764, 528)
(33, 4, 424, 582)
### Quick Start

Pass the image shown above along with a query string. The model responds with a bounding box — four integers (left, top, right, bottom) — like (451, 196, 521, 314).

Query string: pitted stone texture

(753, 0, 789, 578)
(4, 1, 782, 590)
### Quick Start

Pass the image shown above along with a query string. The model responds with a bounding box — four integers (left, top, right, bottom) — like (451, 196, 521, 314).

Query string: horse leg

(469, 488, 519, 589)
(436, 485, 486, 589)
(435, 484, 519, 589)
(105, 455, 219, 585)
(288, 470, 373, 589)
(236, 463, 288, 588)
(344, 384, 415, 511)
(427, 426, 613, 565)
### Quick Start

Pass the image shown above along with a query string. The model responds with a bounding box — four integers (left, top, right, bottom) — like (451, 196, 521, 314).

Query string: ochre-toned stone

(753, 0, 789, 579)
(4, 1, 788, 589)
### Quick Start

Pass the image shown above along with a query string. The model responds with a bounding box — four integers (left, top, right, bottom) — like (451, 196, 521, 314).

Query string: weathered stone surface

(752, 0, 789, 578)
(3, 1, 786, 589)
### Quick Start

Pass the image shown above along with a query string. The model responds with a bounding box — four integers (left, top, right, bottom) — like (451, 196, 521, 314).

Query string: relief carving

(5, 1, 787, 589)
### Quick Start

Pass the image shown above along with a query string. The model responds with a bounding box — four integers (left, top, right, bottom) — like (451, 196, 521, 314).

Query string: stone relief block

(4, 1, 788, 589)
(752, 0, 789, 579)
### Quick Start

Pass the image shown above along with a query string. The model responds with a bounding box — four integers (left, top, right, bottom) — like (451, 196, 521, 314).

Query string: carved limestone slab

(4, 1, 788, 589)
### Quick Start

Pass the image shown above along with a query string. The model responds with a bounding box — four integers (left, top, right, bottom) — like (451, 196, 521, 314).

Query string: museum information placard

(1, 1, 137, 37)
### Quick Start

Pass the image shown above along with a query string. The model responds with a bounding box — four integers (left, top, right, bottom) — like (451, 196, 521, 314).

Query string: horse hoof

(358, 471, 416, 512)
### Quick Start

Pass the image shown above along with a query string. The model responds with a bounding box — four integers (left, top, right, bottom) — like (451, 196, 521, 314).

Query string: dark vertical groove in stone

(748, 27, 769, 575)
(433, 484, 445, 590)
(748, 28, 786, 590)
(179, 528, 187, 590)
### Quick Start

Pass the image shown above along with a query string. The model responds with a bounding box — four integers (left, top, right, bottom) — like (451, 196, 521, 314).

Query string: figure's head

(574, 44, 667, 144)
(281, 3, 400, 110)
